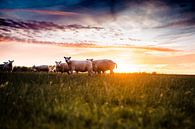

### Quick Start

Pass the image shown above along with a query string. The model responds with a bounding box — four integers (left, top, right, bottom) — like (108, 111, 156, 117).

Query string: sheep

(12, 66, 34, 72)
(32, 65, 49, 72)
(86, 59, 117, 74)
(64, 57, 93, 76)
(55, 61, 70, 74)
(3, 60, 14, 72)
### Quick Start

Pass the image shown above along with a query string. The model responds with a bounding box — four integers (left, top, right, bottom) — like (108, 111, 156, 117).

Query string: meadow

(0, 72, 194, 129)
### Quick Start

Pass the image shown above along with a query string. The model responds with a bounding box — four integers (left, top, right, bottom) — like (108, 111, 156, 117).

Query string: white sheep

(64, 57, 93, 76)
(86, 59, 117, 74)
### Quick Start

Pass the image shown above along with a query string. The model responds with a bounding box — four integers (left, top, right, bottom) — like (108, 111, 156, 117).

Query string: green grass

(0, 72, 194, 129)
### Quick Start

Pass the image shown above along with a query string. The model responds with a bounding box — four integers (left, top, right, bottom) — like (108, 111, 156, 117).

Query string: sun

(114, 61, 139, 73)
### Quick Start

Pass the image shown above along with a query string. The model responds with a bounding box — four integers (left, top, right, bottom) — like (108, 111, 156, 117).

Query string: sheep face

(64, 57, 71, 64)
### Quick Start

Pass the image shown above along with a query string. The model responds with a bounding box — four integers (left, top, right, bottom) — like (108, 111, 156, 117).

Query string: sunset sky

(0, 0, 195, 74)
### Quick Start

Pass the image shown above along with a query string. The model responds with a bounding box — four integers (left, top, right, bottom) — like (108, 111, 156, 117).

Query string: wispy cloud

(0, 37, 180, 54)
(0, 17, 103, 30)
(124, 45, 180, 52)
(153, 17, 195, 29)
(0, 9, 81, 16)
(0, 17, 104, 44)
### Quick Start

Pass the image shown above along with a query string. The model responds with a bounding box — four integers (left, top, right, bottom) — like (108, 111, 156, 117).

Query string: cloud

(0, 17, 103, 30)
(0, 16, 180, 53)
(153, 17, 195, 29)
(0, 37, 180, 54)
(0, 9, 81, 16)
(124, 45, 180, 52)
(0, 17, 106, 46)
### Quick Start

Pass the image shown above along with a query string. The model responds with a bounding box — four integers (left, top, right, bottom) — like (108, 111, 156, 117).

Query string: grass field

(0, 72, 194, 129)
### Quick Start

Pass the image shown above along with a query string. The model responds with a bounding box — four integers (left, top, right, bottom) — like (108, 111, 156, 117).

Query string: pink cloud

(0, 9, 81, 16)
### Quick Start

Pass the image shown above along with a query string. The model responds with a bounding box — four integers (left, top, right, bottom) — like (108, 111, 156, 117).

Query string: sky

(0, 0, 195, 74)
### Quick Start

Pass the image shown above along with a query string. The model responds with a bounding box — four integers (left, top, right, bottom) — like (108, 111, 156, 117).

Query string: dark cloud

(0, 18, 103, 30)
(0, 17, 103, 44)
(1, 0, 195, 22)
(163, 0, 195, 13)
(0, 9, 80, 16)
(153, 17, 195, 29)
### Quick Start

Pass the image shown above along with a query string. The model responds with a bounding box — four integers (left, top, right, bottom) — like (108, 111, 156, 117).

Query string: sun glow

(114, 62, 139, 73)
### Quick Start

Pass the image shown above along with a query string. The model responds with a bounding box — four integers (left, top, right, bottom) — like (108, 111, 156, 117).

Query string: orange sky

(1, 41, 195, 74)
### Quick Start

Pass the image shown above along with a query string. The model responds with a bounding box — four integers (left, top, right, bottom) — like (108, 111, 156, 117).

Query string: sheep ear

(91, 59, 93, 61)
(59, 61, 62, 63)
(69, 57, 71, 59)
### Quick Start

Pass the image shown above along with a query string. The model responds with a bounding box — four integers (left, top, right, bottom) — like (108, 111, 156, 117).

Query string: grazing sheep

(32, 65, 49, 72)
(55, 61, 70, 74)
(86, 59, 117, 74)
(12, 66, 34, 72)
(64, 57, 93, 76)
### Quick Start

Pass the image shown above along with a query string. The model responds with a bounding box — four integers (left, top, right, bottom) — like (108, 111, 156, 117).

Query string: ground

(0, 72, 194, 129)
